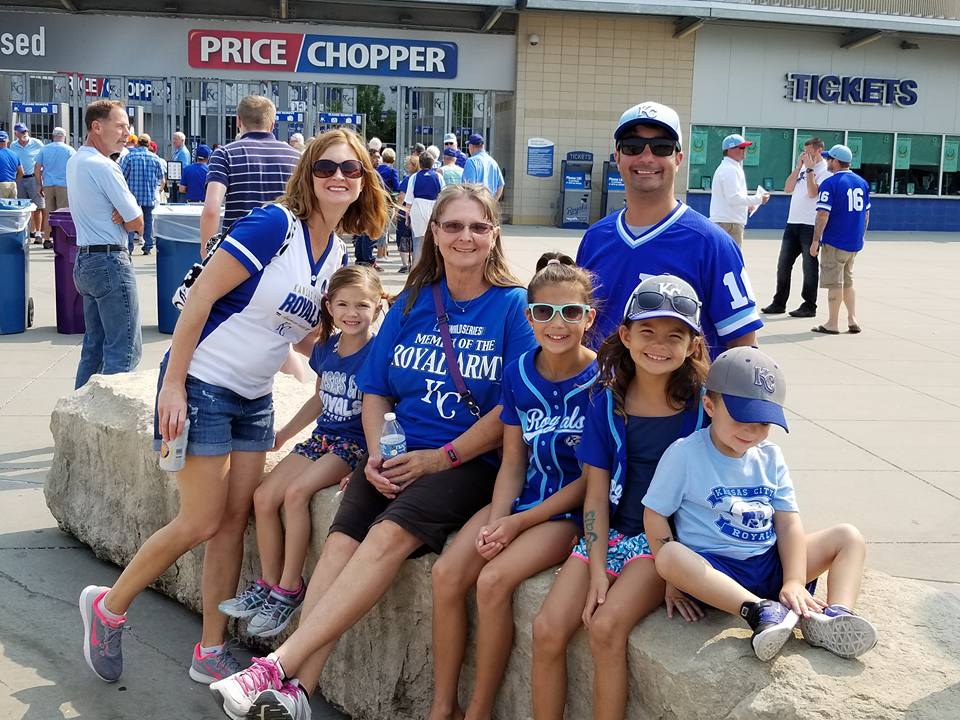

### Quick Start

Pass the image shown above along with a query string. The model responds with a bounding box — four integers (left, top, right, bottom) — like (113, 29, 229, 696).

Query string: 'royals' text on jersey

(308, 333, 375, 446)
(187, 204, 347, 399)
(576, 203, 762, 357)
(816, 170, 871, 253)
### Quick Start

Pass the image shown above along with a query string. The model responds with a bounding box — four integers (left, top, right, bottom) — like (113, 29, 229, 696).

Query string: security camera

(528, 33, 540, 47)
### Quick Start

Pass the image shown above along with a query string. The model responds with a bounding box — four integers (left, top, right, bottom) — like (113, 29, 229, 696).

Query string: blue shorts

(152, 360, 274, 456)
(571, 528, 652, 577)
(697, 544, 817, 601)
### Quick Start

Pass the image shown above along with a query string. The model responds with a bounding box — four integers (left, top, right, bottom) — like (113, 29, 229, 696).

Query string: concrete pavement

(1, 227, 958, 719)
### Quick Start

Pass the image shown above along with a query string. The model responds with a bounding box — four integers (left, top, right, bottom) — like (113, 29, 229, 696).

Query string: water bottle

(379, 412, 407, 459)
(158, 418, 190, 472)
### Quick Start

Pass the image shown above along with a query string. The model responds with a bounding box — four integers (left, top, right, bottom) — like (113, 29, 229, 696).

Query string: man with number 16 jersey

(576, 101, 762, 358)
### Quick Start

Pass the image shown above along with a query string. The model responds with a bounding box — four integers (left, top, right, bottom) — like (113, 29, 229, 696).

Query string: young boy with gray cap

(642, 346, 877, 661)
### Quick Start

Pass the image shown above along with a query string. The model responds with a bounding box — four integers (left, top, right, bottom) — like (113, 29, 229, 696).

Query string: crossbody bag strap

(431, 282, 481, 418)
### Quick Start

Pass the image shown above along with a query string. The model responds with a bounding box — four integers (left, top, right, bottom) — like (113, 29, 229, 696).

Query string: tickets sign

(188, 29, 457, 79)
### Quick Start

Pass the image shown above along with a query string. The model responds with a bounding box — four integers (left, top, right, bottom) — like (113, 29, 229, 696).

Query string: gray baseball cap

(706, 347, 788, 431)
(623, 274, 701, 334)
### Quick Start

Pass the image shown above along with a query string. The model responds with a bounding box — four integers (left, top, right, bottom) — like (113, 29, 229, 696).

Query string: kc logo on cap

(636, 103, 659, 119)
(754, 366, 777, 394)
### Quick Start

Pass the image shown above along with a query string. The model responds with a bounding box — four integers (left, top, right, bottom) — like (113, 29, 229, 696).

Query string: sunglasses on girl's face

(618, 137, 679, 157)
(312, 159, 364, 179)
(435, 220, 495, 236)
(628, 291, 701, 320)
(528, 303, 591, 323)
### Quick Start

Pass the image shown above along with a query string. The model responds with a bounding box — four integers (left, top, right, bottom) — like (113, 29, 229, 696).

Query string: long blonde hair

(403, 184, 522, 313)
(279, 129, 390, 238)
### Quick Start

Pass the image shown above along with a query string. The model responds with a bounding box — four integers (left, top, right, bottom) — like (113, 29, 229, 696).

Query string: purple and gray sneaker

(189, 641, 245, 684)
(79, 585, 128, 682)
(247, 581, 306, 638)
(799, 604, 878, 658)
(741, 599, 798, 661)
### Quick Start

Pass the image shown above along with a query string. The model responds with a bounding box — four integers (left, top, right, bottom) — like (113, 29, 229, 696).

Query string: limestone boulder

(47, 371, 960, 719)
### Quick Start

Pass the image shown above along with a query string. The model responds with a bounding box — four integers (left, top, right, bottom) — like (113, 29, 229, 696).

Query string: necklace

(450, 295, 471, 313)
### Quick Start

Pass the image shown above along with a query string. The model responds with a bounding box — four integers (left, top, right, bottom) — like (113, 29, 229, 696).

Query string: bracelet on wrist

(442, 442, 462, 468)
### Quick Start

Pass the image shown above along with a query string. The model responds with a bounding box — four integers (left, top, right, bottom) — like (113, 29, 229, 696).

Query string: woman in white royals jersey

(77, 130, 391, 687)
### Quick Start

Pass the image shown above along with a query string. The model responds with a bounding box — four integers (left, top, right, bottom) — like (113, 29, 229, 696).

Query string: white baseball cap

(52, 126, 67, 137)
(614, 101, 682, 148)
(443, 133, 457, 144)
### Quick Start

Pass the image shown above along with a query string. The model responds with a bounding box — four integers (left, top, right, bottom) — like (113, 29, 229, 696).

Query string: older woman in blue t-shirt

(211, 184, 536, 719)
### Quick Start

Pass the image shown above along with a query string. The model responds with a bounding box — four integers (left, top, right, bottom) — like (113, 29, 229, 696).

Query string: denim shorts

(571, 527, 652, 577)
(152, 360, 274, 456)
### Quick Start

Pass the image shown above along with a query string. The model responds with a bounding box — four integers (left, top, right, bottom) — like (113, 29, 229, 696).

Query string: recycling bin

(49, 208, 86, 334)
(154, 204, 207, 334)
(0, 199, 36, 334)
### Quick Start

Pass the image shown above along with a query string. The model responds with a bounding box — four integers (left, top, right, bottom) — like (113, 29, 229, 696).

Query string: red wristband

(442, 442, 461, 468)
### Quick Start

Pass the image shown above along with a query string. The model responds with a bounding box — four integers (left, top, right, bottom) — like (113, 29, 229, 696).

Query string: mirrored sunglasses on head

(626, 290, 701, 323)
(528, 303, 590, 323)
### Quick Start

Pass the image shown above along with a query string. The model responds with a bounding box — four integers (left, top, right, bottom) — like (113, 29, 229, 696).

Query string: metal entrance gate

(396, 87, 505, 157)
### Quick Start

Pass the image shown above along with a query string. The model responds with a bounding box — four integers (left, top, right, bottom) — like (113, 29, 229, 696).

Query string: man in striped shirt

(200, 95, 301, 255)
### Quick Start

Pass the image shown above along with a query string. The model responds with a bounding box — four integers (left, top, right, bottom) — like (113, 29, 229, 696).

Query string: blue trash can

(0, 199, 36, 335)
(154, 204, 208, 334)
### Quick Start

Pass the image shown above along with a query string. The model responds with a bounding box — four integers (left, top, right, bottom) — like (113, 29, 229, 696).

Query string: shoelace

(236, 656, 283, 694)
(278, 681, 303, 701)
(213, 641, 244, 675)
(236, 583, 269, 607)
(99, 623, 129, 657)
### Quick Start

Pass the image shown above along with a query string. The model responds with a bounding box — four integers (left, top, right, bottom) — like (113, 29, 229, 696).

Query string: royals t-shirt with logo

(308, 333, 374, 446)
(642, 428, 798, 560)
(816, 170, 871, 253)
(358, 280, 536, 459)
(500, 350, 598, 519)
(187, 204, 348, 399)
(576, 202, 762, 358)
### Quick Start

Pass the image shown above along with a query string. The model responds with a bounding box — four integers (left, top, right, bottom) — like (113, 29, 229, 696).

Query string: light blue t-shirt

(642, 428, 798, 560)
(65, 146, 142, 247)
(35, 141, 76, 187)
(462, 150, 504, 196)
(308, 333, 375, 446)
(11, 137, 43, 174)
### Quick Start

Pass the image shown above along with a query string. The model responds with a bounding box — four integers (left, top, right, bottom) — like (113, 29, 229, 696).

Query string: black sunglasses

(312, 159, 364, 179)
(618, 137, 679, 157)
(627, 291, 701, 321)
(435, 220, 495, 236)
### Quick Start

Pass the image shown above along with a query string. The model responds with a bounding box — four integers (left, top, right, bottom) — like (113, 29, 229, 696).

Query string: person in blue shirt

(443, 132, 469, 168)
(178, 144, 211, 203)
(429, 252, 599, 720)
(394, 154, 420, 272)
(36, 126, 75, 245)
(533, 274, 710, 720)
(0, 130, 23, 199)
(212, 184, 537, 720)
(119, 135, 165, 254)
(810, 144, 870, 335)
(404, 152, 444, 264)
(462, 133, 504, 201)
(644, 346, 877, 662)
(219, 266, 384, 640)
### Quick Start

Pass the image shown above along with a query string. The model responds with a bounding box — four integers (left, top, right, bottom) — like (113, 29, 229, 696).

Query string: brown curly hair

(278, 128, 390, 238)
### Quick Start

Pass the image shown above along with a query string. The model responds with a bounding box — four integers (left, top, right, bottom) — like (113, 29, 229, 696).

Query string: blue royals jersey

(576, 203, 762, 357)
(816, 170, 871, 253)
(308, 334, 375, 446)
(357, 281, 537, 459)
(500, 350, 599, 519)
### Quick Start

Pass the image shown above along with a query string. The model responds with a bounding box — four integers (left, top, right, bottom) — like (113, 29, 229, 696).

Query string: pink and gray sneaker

(209, 653, 285, 720)
(79, 585, 128, 682)
(250, 679, 313, 720)
(189, 641, 244, 684)
(247, 580, 306, 638)
(799, 604, 878, 658)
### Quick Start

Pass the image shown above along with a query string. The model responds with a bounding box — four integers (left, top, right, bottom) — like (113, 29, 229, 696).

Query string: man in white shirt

(762, 137, 830, 318)
(709, 133, 768, 247)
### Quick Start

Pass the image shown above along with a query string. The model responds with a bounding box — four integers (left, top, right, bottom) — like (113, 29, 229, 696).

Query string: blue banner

(296, 35, 457, 79)
(526, 138, 554, 178)
(12, 102, 58, 114)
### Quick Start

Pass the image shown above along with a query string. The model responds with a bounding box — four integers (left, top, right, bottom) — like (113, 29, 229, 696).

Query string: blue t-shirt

(376, 164, 399, 193)
(65, 146, 142, 247)
(409, 170, 443, 201)
(358, 281, 536, 459)
(308, 333, 375, 446)
(462, 150, 504, 196)
(816, 170, 871, 252)
(180, 162, 209, 202)
(642, 428, 799, 561)
(35, 141, 75, 186)
(575, 203, 762, 358)
(500, 350, 598, 519)
(0, 147, 20, 182)
(10, 137, 43, 174)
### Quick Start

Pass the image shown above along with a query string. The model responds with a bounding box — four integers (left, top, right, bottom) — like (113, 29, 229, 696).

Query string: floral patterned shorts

(292, 431, 365, 470)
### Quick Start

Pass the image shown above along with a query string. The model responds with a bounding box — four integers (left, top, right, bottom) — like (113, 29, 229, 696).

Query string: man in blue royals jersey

(576, 101, 762, 357)
(810, 144, 869, 335)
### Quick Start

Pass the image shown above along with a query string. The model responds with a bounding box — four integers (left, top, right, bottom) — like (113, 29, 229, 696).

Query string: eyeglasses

(618, 137, 679, 157)
(312, 159, 364, 179)
(435, 220, 495, 236)
(626, 291, 701, 322)
(528, 303, 591, 324)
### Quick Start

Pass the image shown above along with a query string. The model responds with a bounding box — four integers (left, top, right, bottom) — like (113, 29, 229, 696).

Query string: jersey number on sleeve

(722, 269, 756, 310)
(846, 187, 864, 212)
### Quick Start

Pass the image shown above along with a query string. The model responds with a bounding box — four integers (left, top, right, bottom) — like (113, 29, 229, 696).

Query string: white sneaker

(799, 604, 878, 658)
(209, 654, 285, 720)
(250, 679, 312, 720)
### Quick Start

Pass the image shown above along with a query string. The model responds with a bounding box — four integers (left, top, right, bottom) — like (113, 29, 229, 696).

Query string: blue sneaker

(218, 579, 272, 619)
(741, 599, 798, 661)
(799, 604, 877, 658)
(79, 585, 128, 682)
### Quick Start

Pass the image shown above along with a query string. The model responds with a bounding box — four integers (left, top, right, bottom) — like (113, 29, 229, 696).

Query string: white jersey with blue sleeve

(576, 203, 762, 357)
(642, 428, 799, 561)
(186, 204, 348, 399)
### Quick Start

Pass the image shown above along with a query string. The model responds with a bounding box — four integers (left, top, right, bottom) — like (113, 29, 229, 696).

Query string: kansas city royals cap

(624, 274, 702, 334)
(614, 101, 682, 147)
(0, 131, 8, 141)
(13, 122, 28, 133)
(442, 147, 457, 158)
(822, 144, 853, 163)
(706, 347, 788, 431)
(468, 133, 485, 145)
(722, 134, 753, 151)
(195, 144, 212, 159)
(443, 132, 457, 143)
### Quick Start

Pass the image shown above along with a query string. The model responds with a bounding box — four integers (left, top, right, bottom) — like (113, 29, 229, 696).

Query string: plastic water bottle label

(159, 418, 190, 472)
(380, 434, 407, 459)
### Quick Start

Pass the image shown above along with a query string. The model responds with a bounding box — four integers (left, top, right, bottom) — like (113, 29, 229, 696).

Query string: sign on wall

(786, 73, 918, 107)
(526, 137, 555, 177)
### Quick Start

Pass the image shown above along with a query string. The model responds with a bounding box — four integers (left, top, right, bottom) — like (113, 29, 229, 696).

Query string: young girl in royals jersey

(531, 274, 710, 720)
(427, 252, 599, 720)
(218, 265, 384, 640)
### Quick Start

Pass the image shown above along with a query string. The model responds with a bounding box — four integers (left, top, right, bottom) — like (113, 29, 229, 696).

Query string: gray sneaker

(218, 580, 272, 619)
(79, 585, 127, 682)
(247, 583, 306, 638)
(189, 640, 245, 684)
